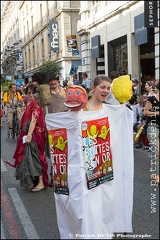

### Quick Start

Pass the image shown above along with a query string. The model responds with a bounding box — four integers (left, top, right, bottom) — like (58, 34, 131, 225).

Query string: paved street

(1, 116, 159, 239)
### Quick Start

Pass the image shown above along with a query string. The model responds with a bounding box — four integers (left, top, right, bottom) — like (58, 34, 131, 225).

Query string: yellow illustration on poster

(81, 117, 113, 189)
(48, 128, 69, 195)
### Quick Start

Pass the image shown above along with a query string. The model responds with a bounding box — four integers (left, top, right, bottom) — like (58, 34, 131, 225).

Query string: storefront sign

(16, 79, 24, 87)
(134, 13, 148, 46)
(82, 59, 85, 65)
(144, 1, 158, 28)
(91, 35, 100, 59)
(66, 35, 78, 52)
(49, 20, 59, 52)
(72, 50, 79, 55)
(17, 51, 23, 62)
(18, 74, 23, 79)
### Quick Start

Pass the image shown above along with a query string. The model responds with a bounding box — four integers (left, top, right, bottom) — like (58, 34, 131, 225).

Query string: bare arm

(143, 100, 159, 116)
(25, 113, 37, 143)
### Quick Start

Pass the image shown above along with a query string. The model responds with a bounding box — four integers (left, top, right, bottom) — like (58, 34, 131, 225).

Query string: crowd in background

(1, 72, 159, 187)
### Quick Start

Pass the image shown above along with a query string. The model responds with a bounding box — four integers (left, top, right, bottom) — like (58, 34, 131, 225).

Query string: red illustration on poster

(48, 128, 69, 195)
(81, 117, 114, 189)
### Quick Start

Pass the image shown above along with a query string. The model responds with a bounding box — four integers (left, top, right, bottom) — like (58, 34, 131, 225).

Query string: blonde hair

(146, 81, 155, 88)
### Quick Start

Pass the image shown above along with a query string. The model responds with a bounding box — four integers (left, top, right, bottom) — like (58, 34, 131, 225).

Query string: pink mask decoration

(64, 85, 88, 111)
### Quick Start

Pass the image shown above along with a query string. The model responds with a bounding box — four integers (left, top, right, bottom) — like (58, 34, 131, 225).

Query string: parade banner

(45, 104, 134, 238)
(91, 35, 101, 59)
(82, 117, 113, 189)
(48, 128, 69, 195)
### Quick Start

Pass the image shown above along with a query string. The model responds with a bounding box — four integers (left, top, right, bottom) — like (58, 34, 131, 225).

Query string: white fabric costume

(45, 104, 134, 239)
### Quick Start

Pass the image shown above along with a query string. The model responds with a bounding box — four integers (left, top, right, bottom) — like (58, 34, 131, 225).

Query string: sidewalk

(134, 147, 151, 156)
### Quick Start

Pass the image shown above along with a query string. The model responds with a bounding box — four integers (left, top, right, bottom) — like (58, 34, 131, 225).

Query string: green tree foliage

(1, 74, 8, 83)
(2, 82, 15, 93)
(33, 60, 63, 84)
(38, 60, 62, 75)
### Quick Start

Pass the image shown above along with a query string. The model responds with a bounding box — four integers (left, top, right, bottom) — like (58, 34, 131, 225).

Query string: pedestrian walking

(0, 103, 4, 127)
(44, 73, 68, 187)
(82, 72, 92, 93)
(72, 73, 79, 85)
(3, 84, 25, 139)
(6, 83, 49, 192)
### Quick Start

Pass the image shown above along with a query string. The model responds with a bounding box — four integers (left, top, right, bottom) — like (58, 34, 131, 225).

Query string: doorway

(140, 28, 155, 94)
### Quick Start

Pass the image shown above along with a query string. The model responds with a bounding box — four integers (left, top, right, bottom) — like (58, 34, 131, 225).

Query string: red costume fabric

(13, 99, 48, 187)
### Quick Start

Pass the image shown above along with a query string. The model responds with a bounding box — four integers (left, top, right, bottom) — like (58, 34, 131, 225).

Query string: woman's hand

(137, 123, 142, 130)
(25, 135, 32, 143)
(25, 113, 36, 143)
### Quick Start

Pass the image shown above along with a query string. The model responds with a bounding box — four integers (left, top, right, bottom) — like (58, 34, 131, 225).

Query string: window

(108, 35, 127, 76)
(14, 33, 16, 43)
(114, 43, 128, 75)
(33, 45, 35, 64)
(23, 26, 25, 38)
(25, 51, 27, 69)
(27, 21, 29, 38)
(31, 16, 33, 33)
(40, 4, 42, 19)
(41, 39, 44, 62)
(29, 48, 31, 67)
(46, 1, 49, 13)
(92, 1, 100, 5)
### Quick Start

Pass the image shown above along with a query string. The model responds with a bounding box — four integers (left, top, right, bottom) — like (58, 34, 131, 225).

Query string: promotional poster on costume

(48, 128, 69, 195)
(81, 117, 114, 189)
(45, 105, 134, 238)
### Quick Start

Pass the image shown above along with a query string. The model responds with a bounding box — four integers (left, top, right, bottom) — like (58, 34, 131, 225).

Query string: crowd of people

(1, 72, 159, 238)
(1, 71, 159, 192)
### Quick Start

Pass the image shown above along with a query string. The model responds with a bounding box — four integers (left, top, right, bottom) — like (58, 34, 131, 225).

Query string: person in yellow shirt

(3, 84, 25, 139)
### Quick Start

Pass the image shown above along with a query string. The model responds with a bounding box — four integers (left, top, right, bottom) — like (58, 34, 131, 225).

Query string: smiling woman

(84, 75, 111, 111)
(6, 83, 49, 192)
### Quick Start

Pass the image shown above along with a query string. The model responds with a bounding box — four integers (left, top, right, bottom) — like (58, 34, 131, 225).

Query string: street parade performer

(45, 75, 134, 239)
(6, 83, 48, 192)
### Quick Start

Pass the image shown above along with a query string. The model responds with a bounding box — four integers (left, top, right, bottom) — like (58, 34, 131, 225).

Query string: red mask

(64, 85, 88, 111)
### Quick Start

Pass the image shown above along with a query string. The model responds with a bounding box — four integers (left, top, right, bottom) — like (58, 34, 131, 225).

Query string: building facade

(1, 1, 23, 83)
(77, 1, 159, 93)
(1, 1, 81, 84)
(1, 1, 159, 92)
(19, 1, 81, 83)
